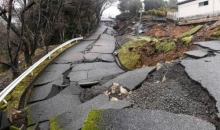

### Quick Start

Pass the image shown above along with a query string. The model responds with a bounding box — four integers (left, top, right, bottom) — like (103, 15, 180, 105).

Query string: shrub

(116, 12, 132, 22)
(144, 9, 166, 17)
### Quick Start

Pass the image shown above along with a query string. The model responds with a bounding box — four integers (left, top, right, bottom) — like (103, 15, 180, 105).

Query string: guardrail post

(49, 55, 51, 59)
(31, 71, 34, 76)
(61, 47, 63, 51)
(3, 99, 7, 104)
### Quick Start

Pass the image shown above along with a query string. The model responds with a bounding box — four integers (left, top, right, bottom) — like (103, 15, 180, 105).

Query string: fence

(166, 12, 178, 21)
(0, 37, 83, 104)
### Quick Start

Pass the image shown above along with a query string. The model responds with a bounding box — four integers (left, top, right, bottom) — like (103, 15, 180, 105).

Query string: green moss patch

(156, 41, 176, 53)
(130, 36, 152, 42)
(210, 26, 220, 39)
(50, 116, 61, 130)
(82, 110, 104, 130)
(181, 36, 193, 46)
(118, 37, 148, 70)
(0, 42, 77, 110)
(178, 25, 203, 38)
(26, 107, 31, 126)
(9, 126, 19, 130)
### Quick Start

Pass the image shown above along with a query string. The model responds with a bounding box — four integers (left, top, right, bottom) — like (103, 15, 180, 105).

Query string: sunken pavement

(15, 24, 220, 130)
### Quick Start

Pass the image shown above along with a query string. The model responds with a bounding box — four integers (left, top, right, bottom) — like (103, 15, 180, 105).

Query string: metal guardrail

(0, 37, 83, 104)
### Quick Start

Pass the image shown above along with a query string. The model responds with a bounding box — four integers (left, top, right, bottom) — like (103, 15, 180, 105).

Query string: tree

(144, 0, 165, 11)
(168, 0, 178, 9)
(128, 0, 142, 14)
(118, 0, 129, 13)
(118, 0, 142, 14)
(0, 0, 36, 78)
(0, 0, 114, 79)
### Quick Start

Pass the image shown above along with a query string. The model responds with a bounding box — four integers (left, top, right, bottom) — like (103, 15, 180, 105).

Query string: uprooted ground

(115, 20, 220, 69)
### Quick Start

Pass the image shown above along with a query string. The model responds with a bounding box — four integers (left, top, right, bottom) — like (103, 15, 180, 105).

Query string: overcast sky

(102, 0, 184, 18)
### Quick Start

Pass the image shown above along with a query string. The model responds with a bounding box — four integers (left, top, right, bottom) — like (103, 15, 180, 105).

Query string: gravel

(129, 62, 220, 127)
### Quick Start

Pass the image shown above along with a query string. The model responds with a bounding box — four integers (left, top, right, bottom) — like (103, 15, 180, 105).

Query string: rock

(120, 86, 129, 95)
(110, 97, 119, 101)
(156, 63, 163, 71)
(162, 75, 166, 82)
(111, 83, 119, 94)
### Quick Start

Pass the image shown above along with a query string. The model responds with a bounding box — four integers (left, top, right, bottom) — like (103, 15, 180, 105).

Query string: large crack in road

(21, 23, 220, 130)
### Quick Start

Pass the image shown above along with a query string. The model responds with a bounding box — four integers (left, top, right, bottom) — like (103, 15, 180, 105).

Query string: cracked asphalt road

(25, 23, 219, 130)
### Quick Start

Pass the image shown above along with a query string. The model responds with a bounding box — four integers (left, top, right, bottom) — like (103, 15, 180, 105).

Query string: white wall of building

(178, 0, 220, 18)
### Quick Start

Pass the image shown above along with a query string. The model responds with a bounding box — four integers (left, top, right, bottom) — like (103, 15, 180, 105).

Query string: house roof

(177, 0, 196, 5)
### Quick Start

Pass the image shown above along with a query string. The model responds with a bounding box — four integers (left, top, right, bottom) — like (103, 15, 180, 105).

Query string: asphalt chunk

(103, 66, 156, 90)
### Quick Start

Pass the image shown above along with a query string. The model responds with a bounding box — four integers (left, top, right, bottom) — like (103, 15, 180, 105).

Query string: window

(199, 1, 209, 7)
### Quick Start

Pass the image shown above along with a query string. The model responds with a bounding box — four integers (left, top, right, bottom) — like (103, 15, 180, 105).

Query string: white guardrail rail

(0, 37, 83, 104)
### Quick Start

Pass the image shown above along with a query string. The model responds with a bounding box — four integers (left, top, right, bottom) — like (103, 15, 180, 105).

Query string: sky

(102, 0, 185, 18)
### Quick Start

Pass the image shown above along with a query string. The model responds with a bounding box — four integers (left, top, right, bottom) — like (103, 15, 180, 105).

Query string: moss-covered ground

(181, 36, 193, 46)
(178, 25, 203, 38)
(155, 41, 176, 53)
(118, 36, 180, 69)
(49, 116, 61, 130)
(118, 36, 151, 70)
(210, 26, 220, 40)
(82, 110, 104, 130)
(0, 42, 78, 110)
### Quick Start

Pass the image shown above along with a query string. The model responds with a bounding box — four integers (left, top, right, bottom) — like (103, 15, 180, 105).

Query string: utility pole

(137, 10, 142, 39)
(137, 1, 145, 39)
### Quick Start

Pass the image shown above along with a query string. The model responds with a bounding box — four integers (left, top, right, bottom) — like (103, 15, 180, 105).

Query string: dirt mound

(144, 23, 194, 38)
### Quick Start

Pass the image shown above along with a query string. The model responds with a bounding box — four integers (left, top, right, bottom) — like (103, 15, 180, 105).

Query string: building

(177, 0, 220, 19)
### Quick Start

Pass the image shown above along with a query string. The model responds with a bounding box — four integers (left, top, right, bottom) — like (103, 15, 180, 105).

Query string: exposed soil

(135, 44, 196, 67)
(129, 62, 220, 128)
(144, 23, 194, 38)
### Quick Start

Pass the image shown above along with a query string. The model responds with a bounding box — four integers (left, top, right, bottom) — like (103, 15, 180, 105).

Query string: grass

(0, 42, 78, 110)
(181, 36, 193, 46)
(82, 110, 104, 130)
(178, 25, 203, 38)
(118, 37, 149, 70)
